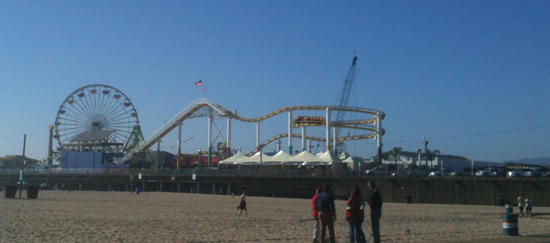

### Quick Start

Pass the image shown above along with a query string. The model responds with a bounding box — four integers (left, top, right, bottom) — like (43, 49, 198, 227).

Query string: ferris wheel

(54, 84, 140, 153)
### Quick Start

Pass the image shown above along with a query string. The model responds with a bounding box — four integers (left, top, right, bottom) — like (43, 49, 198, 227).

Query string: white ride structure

(120, 98, 385, 165)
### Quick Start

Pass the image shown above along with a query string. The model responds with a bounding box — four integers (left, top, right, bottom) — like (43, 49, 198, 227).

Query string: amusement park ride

(118, 99, 385, 167)
(52, 57, 385, 169)
(53, 84, 145, 168)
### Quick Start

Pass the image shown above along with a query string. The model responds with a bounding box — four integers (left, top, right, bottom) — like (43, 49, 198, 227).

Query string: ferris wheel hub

(87, 113, 108, 132)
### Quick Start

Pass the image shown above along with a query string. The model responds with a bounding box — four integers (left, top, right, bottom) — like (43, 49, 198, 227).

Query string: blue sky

(0, 1, 549, 162)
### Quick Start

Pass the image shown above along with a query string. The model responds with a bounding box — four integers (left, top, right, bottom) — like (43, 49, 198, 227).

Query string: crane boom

(334, 56, 358, 153)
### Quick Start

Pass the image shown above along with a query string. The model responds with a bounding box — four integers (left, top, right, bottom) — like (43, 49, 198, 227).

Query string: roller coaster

(120, 98, 385, 164)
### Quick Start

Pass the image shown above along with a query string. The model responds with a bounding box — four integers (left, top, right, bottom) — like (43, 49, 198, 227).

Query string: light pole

(416, 149, 422, 168)
(423, 137, 429, 170)
(471, 159, 474, 177)
(19, 133, 26, 199)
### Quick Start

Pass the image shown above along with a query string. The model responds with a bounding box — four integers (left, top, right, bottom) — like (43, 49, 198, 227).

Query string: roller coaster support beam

(227, 117, 232, 152)
(332, 127, 337, 156)
(156, 140, 161, 169)
(256, 121, 260, 147)
(208, 115, 213, 168)
(376, 114, 383, 164)
(288, 111, 293, 155)
(301, 126, 306, 151)
(307, 139, 311, 152)
(325, 107, 331, 153)
(177, 123, 182, 170)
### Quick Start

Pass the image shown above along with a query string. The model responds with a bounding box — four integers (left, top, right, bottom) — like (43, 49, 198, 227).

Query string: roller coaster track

(120, 99, 384, 162)
(246, 133, 378, 156)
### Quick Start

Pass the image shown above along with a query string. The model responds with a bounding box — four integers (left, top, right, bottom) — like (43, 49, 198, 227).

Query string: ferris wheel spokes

(54, 84, 140, 154)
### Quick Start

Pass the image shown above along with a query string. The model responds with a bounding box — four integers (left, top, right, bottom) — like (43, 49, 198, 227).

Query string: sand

(1, 191, 549, 242)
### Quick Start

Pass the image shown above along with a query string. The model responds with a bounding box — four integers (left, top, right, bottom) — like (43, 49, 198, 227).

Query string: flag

(194, 80, 202, 87)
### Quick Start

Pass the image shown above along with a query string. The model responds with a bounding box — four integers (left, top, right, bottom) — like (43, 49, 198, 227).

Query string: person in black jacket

(368, 181, 382, 243)
(315, 184, 336, 243)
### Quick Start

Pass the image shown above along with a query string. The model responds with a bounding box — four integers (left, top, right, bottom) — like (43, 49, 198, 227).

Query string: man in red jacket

(312, 187, 321, 243)
(346, 186, 366, 243)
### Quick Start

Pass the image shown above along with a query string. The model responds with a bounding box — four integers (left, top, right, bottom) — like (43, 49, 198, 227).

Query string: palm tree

(376, 151, 390, 167)
(426, 149, 441, 168)
(416, 148, 422, 167)
(389, 147, 403, 168)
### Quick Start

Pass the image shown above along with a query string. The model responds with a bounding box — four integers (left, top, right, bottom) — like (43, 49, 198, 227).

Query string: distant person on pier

(517, 194, 525, 216)
(315, 184, 336, 243)
(346, 186, 366, 243)
(237, 190, 247, 218)
(525, 195, 533, 218)
(312, 187, 321, 243)
(368, 181, 383, 243)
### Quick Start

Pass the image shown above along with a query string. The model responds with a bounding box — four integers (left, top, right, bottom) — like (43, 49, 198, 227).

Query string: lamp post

(257, 144, 264, 167)
(19, 133, 26, 199)
(471, 159, 474, 177)
(423, 137, 429, 169)
(197, 149, 206, 167)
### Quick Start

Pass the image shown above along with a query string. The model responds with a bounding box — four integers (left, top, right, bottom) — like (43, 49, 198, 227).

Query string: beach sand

(1, 191, 549, 242)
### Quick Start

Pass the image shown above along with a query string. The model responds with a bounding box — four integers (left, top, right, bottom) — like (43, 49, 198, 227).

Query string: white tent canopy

(290, 151, 320, 163)
(238, 151, 270, 164)
(264, 150, 291, 162)
(219, 151, 248, 164)
(342, 156, 354, 163)
(220, 150, 338, 166)
(317, 151, 334, 163)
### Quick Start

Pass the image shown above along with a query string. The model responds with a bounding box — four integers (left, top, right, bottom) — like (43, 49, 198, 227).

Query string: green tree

(426, 149, 441, 168)
(375, 151, 390, 167)
(389, 147, 403, 167)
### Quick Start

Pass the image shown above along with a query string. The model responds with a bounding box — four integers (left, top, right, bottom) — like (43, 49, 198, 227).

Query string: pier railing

(0, 167, 359, 178)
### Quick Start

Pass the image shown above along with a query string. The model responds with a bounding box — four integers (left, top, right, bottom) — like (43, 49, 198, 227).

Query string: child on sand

(237, 190, 247, 218)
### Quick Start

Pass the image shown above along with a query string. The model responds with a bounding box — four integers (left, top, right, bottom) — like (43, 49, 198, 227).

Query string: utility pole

(177, 123, 182, 170)
(423, 137, 429, 168)
(258, 145, 263, 166)
(48, 125, 54, 165)
(156, 140, 161, 169)
(19, 133, 26, 199)
(471, 159, 474, 177)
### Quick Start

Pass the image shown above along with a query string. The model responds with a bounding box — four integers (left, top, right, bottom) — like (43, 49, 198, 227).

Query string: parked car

(507, 170, 523, 177)
(411, 169, 428, 177)
(391, 170, 409, 177)
(487, 167, 507, 177)
(429, 169, 452, 177)
(392, 169, 427, 177)
(522, 169, 541, 177)
(475, 169, 491, 177)
(365, 167, 392, 176)
(448, 170, 470, 176)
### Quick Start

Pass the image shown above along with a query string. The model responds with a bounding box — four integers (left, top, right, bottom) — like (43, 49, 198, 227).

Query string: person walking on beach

(346, 186, 366, 243)
(525, 195, 533, 218)
(316, 185, 336, 243)
(312, 187, 321, 243)
(237, 190, 247, 218)
(517, 194, 525, 216)
(368, 181, 382, 243)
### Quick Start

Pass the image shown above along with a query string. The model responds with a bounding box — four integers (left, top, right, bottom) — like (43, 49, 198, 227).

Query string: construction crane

(334, 55, 358, 154)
